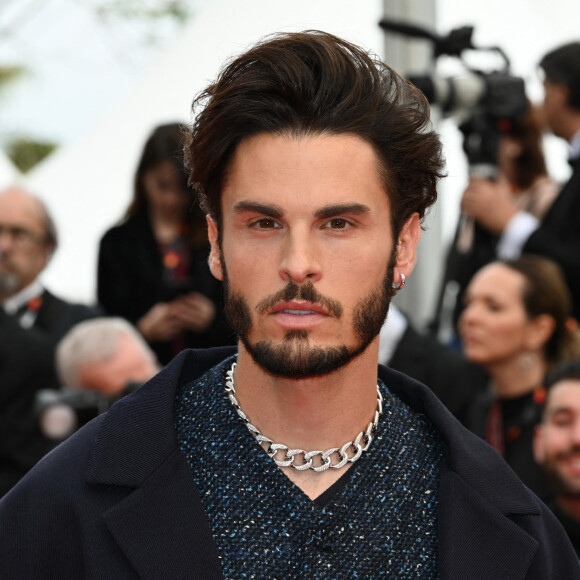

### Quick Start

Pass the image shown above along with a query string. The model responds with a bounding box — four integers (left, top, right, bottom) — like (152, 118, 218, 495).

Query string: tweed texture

(175, 355, 444, 579)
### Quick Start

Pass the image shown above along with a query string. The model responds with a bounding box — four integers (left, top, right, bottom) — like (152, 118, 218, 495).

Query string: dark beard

(0, 270, 20, 297)
(223, 251, 396, 379)
(543, 448, 580, 497)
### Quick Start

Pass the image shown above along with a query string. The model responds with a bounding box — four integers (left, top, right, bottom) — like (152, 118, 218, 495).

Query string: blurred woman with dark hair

(97, 123, 233, 365)
(459, 254, 580, 495)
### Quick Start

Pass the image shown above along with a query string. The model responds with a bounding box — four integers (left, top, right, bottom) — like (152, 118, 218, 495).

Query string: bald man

(0, 187, 100, 341)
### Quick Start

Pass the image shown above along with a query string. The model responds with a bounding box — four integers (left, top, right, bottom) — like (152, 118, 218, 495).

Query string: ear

(533, 424, 546, 465)
(42, 242, 56, 266)
(556, 83, 571, 109)
(524, 314, 556, 351)
(394, 213, 421, 279)
(206, 216, 223, 281)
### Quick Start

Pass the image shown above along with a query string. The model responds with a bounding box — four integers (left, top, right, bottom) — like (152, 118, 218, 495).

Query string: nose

(458, 302, 481, 340)
(571, 418, 580, 446)
(460, 301, 481, 325)
(278, 228, 321, 284)
(0, 228, 14, 252)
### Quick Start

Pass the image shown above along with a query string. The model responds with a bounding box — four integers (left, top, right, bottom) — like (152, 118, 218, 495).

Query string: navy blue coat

(0, 347, 578, 579)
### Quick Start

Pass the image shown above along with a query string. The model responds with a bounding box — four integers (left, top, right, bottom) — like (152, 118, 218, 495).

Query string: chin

(462, 347, 485, 364)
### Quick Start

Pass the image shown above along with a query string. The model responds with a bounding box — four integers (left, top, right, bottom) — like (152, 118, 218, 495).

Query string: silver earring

(519, 351, 535, 371)
(392, 272, 406, 290)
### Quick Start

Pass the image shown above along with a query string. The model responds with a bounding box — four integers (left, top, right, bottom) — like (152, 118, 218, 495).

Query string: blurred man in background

(0, 187, 100, 341)
(0, 187, 100, 496)
(534, 359, 580, 556)
(35, 317, 160, 443)
(56, 316, 159, 397)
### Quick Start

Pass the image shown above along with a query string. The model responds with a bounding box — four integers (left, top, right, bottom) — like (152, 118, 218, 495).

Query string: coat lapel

(102, 450, 223, 580)
(84, 348, 237, 579)
(382, 365, 542, 579)
(438, 468, 538, 579)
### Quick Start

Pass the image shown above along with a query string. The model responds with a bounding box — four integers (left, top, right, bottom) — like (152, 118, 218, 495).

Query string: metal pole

(382, 0, 441, 330)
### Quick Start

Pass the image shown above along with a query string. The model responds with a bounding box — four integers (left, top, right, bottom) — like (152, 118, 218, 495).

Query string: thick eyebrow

(314, 203, 371, 220)
(233, 201, 284, 219)
(232, 201, 371, 221)
(546, 406, 574, 418)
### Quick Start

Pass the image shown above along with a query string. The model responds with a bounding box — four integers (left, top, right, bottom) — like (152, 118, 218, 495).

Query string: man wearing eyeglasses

(0, 187, 100, 340)
(0, 187, 101, 495)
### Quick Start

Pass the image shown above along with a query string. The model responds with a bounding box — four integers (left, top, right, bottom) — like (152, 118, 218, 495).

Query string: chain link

(225, 362, 383, 472)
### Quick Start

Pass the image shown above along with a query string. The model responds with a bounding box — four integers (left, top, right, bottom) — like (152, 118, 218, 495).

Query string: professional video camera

(35, 382, 142, 442)
(378, 19, 528, 178)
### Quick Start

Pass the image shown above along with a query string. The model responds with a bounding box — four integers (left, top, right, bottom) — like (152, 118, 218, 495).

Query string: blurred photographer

(461, 42, 580, 323)
(39, 317, 160, 441)
(436, 105, 558, 339)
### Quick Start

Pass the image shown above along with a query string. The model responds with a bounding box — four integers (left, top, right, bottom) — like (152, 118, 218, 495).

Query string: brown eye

(254, 218, 281, 229)
(328, 218, 347, 229)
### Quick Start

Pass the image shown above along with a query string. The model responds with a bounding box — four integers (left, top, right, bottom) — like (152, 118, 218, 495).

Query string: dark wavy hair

(184, 30, 445, 239)
(545, 358, 580, 390)
(540, 42, 580, 111)
(504, 104, 548, 190)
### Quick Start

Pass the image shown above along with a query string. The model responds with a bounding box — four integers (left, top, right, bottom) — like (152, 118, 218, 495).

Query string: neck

(149, 212, 183, 244)
(0, 278, 41, 307)
(560, 115, 580, 144)
(556, 495, 580, 521)
(232, 340, 381, 498)
(485, 353, 546, 399)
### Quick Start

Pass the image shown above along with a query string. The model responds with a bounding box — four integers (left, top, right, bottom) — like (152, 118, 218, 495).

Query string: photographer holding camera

(460, 42, 580, 325)
(37, 317, 160, 442)
(438, 104, 559, 340)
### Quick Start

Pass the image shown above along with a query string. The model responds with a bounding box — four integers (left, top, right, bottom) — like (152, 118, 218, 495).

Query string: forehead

(146, 160, 182, 179)
(82, 336, 153, 379)
(546, 380, 580, 413)
(0, 191, 46, 232)
(468, 264, 525, 302)
(221, 133, 388, 213)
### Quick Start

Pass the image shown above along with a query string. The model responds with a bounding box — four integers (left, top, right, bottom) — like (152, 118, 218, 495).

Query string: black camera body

(35, 382, 141, 441)
(379, 20, 528, 176)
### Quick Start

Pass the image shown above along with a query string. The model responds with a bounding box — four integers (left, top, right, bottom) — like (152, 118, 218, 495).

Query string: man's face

(207, 133, 420, 378)
(534, 380, 580, 496)
(0, 191, 53, 299)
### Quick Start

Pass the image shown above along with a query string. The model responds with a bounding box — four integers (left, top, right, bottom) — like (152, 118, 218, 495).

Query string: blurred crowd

(2, 39, 580, 555)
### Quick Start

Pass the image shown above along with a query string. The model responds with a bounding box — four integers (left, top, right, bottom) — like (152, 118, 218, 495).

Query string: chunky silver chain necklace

(225, 361, 383, 472)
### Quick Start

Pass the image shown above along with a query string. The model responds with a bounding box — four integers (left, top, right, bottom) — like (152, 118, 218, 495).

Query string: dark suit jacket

(97, 213, 234, 365)
(524, 157, 580, 321)
(0, 347, 578, 579)
(388, 324, 488, 423)
(0, 310, 60, 497)
(34, 289, 102, 342)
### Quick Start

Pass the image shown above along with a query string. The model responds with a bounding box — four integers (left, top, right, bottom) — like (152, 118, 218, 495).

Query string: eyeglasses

(0, 224, 48, 247)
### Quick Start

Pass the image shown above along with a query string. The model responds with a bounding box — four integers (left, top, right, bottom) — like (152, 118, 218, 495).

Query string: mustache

(256, 280, 343, 318)
(557, 447, 580, 460)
